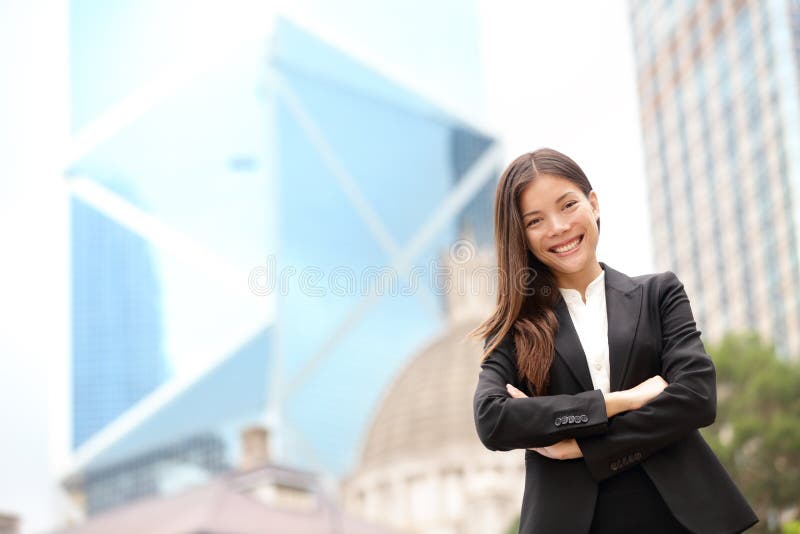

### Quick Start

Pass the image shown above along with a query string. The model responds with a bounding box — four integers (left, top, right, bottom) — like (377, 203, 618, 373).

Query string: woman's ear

(589, 190, 600, 217)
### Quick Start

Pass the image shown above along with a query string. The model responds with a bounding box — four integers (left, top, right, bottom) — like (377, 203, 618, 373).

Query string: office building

(63, 1, 499, 517)
(628, 0, 800, 358)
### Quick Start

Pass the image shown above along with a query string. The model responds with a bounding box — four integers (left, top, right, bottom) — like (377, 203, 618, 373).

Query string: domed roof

(358, 321, 487, 468)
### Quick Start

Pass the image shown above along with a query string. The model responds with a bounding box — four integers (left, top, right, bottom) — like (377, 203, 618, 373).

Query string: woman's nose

(548, 217, 570, 236)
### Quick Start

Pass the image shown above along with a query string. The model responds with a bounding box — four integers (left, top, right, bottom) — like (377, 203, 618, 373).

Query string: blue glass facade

(72, 328, 271, 514)
(65, 0, 494, 512)
(71, 195, 168, 448)
(272, 16, 495, 475)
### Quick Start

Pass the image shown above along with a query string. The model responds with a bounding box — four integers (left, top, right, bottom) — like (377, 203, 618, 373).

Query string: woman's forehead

(519, 176, 579, 208)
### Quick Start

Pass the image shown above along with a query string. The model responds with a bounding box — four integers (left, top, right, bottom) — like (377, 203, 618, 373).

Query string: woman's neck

(555, 262, 604, 301)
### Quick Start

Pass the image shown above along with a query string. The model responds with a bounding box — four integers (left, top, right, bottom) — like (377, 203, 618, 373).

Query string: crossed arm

(472, 271, 717, 482)
(505, 377, 667, 459)
(472, 340, 666, 453)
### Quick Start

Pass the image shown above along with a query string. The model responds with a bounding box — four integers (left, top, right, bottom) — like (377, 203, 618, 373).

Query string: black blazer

(473, 262, 758, 534)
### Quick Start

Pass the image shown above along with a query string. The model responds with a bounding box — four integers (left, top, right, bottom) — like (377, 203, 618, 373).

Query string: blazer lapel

(554, 262, 643, 392)
(553, 297, 594, 391)
(603, 262, 643, 391)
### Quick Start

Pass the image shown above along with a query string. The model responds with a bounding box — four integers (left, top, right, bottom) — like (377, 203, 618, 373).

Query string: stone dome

(358, 320, 487, 468)
(342, 246, 524, 534)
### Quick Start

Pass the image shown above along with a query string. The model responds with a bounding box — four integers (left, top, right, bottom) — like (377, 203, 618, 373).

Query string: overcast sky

(478, 0, 654, 276)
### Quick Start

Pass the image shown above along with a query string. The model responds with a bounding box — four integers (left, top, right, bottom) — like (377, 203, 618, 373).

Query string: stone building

(342, 246, 526, 534)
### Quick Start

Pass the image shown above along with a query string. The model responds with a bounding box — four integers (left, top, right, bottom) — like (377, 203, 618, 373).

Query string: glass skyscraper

(71, 193, 168, 448)
(64, 1, 498, 515)
(628, 0, 800, 359)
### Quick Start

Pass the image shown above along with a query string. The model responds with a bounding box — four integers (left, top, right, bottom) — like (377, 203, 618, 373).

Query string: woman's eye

(527, 201, 576, 227)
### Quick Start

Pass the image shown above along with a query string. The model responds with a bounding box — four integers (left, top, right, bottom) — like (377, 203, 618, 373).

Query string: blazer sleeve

(576, 270, 717, 482)
(473, 335, 609, 451)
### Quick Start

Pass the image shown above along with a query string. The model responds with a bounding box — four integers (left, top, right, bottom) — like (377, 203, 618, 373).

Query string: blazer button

(580, 414, 588, 423)
(568, 415, 575, 424)
(554, 417, 562, 426)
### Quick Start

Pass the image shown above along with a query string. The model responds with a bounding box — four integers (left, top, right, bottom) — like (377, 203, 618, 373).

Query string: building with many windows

(71, 192, 169, 448)
(627, 0, 800, 358)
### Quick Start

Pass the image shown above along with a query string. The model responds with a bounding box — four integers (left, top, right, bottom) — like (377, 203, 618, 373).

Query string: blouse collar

(558, 269, 605, 304)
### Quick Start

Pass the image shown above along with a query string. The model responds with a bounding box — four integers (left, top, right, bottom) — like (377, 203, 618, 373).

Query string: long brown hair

(468, 148, 600, 395)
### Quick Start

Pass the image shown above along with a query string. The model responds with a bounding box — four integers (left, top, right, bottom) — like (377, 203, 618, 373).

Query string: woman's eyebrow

(522, 191, 577, 218)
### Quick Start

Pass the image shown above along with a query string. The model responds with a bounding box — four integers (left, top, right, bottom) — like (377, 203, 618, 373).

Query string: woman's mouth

(549, 235, 584, 255)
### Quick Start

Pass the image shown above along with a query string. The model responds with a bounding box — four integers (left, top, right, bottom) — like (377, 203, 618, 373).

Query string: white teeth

(551, 236, 581, 253)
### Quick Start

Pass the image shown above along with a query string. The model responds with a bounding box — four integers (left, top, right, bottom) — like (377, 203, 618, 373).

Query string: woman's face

(518, 173, 600, 281)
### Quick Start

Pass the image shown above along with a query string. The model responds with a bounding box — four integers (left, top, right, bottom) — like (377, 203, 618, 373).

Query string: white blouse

(558, 269, 611, 395)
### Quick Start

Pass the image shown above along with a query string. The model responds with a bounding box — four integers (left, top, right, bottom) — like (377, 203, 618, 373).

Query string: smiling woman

(468, 148, 758, 534)
(471, 148, 606, 398)
(518, 173, 601, 294)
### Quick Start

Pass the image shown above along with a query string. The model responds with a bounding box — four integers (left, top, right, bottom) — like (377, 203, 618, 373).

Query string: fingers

(650, 375, 668, 387)
(530, 440, 582, 460)
(647, 375, 668, 393)
(506, 383, 528, 398)
(533, 445, 561, 460)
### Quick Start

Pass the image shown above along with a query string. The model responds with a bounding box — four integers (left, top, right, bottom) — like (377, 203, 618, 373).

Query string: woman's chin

(549, 253, 596, 273)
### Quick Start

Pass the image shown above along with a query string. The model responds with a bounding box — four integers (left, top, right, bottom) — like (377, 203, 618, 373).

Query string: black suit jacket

(473, 262, 758, 534)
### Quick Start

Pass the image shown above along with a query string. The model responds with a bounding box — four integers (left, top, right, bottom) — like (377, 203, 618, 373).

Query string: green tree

(504, 514, 520, 534)
(701, 331, 800, 532)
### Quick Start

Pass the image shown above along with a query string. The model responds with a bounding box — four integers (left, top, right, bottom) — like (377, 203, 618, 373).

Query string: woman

(471, 148, 758, 534)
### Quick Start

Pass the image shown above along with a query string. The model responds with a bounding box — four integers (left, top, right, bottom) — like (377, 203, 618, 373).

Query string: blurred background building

(0, 514, 20, 534)
(58, 0, 502, 529)
(628, 0, 800, 359)
(54, 426, 395, 534)
(71, 189, 169, 449)
(342, 248, 524, 534)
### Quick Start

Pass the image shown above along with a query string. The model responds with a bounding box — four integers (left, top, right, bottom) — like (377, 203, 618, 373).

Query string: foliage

(504, 514, 520, 534)
(701, 331, 800, 532)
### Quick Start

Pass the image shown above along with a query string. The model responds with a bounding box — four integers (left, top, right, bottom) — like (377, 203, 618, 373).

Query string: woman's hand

(530, 439, 583, 460)
(505, 383, 584, 459)
(601, 375, 668, 417)
(627, 375, 669, 410)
